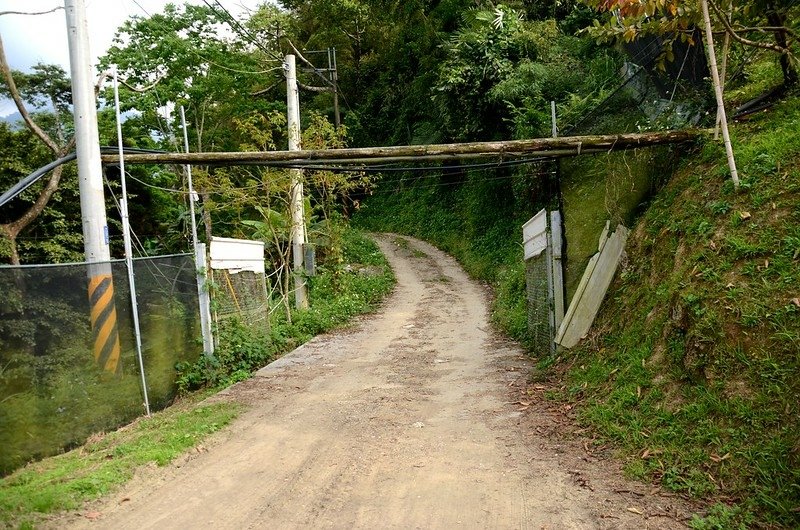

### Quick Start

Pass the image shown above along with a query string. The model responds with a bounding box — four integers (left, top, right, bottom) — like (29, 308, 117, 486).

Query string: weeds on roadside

(559, 93, 800, 527)
(176, 228, 395, 392)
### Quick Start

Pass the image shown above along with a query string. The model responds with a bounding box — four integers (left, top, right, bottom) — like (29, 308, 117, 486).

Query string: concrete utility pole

(328, 47, 340, 129)
(65, 0, 122, 373)
(285, 54, 308, 309)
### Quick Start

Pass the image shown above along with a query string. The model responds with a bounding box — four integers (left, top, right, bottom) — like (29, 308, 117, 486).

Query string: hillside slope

(560, 93, 800, 527)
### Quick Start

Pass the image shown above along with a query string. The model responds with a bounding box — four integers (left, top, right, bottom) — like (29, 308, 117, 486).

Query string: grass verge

(0, 393, 240, 528)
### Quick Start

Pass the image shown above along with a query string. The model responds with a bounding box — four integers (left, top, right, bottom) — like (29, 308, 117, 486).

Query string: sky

(0, 0, 265, 116)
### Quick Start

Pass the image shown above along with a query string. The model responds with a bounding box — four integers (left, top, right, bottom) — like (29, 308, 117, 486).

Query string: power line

(202, 0, 283, 62)
(369, 168, 559, 196)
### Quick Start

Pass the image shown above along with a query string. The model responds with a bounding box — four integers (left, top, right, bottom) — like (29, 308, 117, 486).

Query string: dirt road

(66, 235, 696, 529)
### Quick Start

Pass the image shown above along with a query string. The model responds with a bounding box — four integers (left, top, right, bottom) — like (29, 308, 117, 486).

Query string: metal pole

(65, 0, 122, 373)
(112, 67, 150, 416)
(551, 101, 557, 138)
(714, 0, 733, 140)
(285, 54, 308, 309)
(545, 218, 556, 355)
(701, 0, 740, 189)
(180, 106, 215, 355)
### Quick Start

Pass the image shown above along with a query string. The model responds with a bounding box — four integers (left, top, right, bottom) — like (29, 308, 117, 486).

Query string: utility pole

(328, 47, 340, 129)
(180, 106, 215, 356)
(65, 0, 122, 373)
(285, 54, 308, 309)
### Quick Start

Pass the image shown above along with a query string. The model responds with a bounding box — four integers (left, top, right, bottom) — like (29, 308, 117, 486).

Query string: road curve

(62, 234, 695, 529)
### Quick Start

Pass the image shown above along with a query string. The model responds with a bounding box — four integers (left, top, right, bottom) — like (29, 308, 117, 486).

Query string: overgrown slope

(559, 93, 800, 527)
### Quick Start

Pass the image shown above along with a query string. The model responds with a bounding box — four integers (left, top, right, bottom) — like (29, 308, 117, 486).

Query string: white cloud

(0, 0, 266, 116)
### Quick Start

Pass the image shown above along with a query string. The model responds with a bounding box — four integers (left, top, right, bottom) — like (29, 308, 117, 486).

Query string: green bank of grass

(0, 395, 240, 528)
(553, 92, 800, 528)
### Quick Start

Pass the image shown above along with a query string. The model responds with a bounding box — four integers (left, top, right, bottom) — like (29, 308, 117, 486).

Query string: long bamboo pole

(701, 0, 740, 189)
(101, 130, 703, 167)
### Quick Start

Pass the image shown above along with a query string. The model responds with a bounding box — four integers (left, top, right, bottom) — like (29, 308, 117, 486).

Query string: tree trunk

(766, 7, 797, 86)
(103, 130, 704, 166)
(1, 225, 20, 265)
(0, 164, 65, 265)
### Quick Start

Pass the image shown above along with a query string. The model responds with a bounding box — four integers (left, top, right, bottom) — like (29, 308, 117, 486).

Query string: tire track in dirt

(57, 234, 698, 529)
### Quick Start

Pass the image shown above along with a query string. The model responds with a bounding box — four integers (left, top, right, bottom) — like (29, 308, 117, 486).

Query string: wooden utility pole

(285, 54, 308, 310)
(65, 0, 122, 373)
(701, 0, 740, 189)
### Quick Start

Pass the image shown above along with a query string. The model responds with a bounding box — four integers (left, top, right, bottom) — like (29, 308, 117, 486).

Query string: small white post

(180, 106, 214, 355)
(285, 54, 308, 310)
(551, 101, 558, 138)
(701, 0, 740, 189)
(549, 210, 564, 332)
(113, 67, 150, 416)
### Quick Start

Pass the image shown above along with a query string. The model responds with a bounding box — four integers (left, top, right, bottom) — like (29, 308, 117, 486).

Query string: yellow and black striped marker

(88, 274, 122, 374)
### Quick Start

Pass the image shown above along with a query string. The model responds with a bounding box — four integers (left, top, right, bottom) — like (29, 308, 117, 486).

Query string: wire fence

(211, 268, 271, 331)
(0, 254, 202, 475)
(563, 34, 710, 137)
(525, 250, 552, 354)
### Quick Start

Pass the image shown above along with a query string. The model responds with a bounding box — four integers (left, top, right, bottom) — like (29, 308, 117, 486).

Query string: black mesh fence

(0, 254, 201, 474)
(563, 34, 711, 137)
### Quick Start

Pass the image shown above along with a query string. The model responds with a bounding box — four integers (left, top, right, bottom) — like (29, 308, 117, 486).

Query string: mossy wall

(560, 146, 680, 300)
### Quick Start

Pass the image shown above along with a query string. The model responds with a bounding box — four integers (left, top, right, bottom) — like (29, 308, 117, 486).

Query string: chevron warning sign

(88, 274, 122, 374)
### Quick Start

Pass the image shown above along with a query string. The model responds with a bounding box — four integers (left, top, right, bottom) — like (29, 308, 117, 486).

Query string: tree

(0, 23, 78, 265)
(581, 0, 798, 86)
(100, 3, 289, 247)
